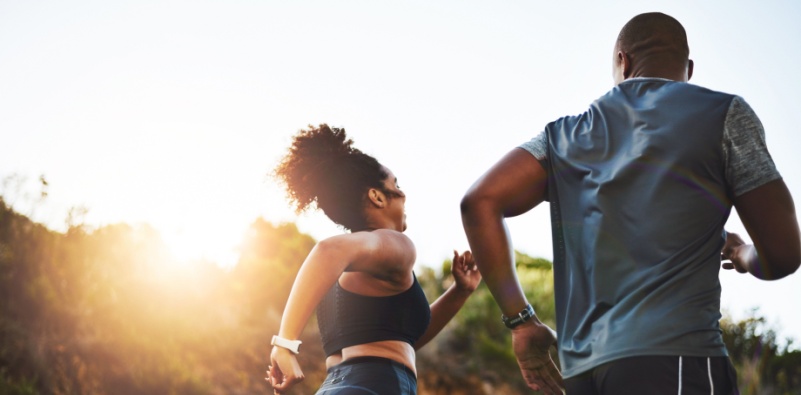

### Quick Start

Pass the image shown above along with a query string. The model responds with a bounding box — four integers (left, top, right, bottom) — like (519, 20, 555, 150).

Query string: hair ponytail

(274, 124, 388, 231)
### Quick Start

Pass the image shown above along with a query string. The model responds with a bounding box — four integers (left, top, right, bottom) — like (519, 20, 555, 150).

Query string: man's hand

(511, 319, 564, 394)
(721, 231, 754, 274)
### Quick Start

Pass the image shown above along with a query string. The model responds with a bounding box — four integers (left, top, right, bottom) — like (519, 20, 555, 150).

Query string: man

(461, 12, 800, 395)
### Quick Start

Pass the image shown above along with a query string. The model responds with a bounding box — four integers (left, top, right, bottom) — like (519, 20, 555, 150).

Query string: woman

(268, 124, 481, 394)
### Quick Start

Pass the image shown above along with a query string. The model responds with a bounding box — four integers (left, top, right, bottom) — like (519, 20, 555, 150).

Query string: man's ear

(687, 59, 694, 81)
(367, 188, 386, 208)
(618, 51, 632, 79)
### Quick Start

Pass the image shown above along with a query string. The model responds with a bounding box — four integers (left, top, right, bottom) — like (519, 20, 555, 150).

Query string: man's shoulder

(680, 81, 738, 99)
(604, 79, 738, 112)
(544, 79, 741, 134)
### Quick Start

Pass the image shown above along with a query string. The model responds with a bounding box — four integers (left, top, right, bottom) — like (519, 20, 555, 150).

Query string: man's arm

(720, 97, 800, 279)
(460, 148, 564, 394)
(723, 179, 801, 279)
(460, 148, 546, 316)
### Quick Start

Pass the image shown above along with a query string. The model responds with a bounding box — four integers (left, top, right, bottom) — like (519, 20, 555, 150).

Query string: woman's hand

(452, 250, 482, 293)
(267, 346, 304, 394)
(414, 249, 483, 350)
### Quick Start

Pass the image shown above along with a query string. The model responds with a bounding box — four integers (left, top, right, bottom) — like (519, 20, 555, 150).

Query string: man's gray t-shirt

(518, 79, 781, 377)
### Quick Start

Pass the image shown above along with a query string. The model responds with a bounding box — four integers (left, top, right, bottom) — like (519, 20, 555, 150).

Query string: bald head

(612, 12, 693, 84)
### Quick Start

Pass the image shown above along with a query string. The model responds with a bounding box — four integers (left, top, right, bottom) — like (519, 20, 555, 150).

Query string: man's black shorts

(564, 355, 739, 394)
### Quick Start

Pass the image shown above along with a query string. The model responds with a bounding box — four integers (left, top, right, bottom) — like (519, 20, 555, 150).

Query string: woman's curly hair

(274, 124, 389, 231)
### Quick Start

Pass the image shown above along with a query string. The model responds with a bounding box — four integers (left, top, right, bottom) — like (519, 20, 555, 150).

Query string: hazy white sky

(2, 1, 800, 344)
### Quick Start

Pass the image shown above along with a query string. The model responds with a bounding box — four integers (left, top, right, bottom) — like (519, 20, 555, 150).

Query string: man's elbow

(760, 250, 801, 280)
(771, 258, 799, 279)
(460, 190, 493, 222)
(460, 192, 477, 217)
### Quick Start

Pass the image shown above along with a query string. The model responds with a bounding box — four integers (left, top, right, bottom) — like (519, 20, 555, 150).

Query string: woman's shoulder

(322, 229, 414, 250)
(318, 230, 416, 274)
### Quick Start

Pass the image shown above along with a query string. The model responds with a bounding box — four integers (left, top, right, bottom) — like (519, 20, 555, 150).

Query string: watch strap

(271, 335, 302, 354)
(502, 303, 535, 329)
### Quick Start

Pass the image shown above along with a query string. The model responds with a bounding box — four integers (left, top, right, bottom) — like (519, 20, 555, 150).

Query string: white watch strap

(271, 335, 302, 354)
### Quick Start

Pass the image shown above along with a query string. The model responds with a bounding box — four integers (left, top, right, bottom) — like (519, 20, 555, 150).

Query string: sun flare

(162, 226, 242, 269)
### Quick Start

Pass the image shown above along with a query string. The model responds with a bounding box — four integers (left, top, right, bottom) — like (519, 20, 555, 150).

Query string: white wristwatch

(271, 335, 302, 354)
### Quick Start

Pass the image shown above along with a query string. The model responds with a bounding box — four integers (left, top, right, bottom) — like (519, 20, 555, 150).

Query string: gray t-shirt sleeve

(519, 130, 548, 161)
(722, 96, 781, 197)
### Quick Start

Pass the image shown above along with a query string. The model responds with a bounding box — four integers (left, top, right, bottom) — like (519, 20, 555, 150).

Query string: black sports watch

(502, 303, 535, 329)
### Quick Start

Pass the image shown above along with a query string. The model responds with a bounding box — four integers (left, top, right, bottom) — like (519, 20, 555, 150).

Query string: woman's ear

(367, 188, 386, 208)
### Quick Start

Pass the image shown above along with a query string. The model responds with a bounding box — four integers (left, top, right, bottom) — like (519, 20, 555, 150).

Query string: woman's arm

(269, 229, 415, 393)
(414, 250, 481, 350)
(269, 237, 350, 393)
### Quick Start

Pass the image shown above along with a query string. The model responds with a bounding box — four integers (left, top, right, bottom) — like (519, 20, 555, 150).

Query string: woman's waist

(327, 340, 416, 375)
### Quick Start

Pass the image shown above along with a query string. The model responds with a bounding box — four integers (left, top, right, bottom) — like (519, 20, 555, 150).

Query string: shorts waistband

(333, 356, 416, 377)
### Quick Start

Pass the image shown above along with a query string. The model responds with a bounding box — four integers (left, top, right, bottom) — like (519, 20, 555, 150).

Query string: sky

(2, 0, 800, 345)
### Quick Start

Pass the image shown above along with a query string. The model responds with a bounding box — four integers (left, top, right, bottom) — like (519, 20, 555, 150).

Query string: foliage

(0, 197, 322, 395)
(721, 310, 801, 394)
(415, 252, 558, 394)
(231, 219, 316, 323)
(1, 196, 800, 394)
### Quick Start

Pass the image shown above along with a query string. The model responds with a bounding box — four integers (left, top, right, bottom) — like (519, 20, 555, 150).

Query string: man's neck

(629, 65, 688, 82)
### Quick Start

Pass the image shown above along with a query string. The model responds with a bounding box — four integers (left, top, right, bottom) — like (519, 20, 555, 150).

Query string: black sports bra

(316, 274, 431, 356)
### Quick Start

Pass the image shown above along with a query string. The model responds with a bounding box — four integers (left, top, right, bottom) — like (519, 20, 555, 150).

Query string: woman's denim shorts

(314, 356, 417, 395)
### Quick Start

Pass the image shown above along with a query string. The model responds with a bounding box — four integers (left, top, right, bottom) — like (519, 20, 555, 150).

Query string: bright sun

(162, 226, 242, 269)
